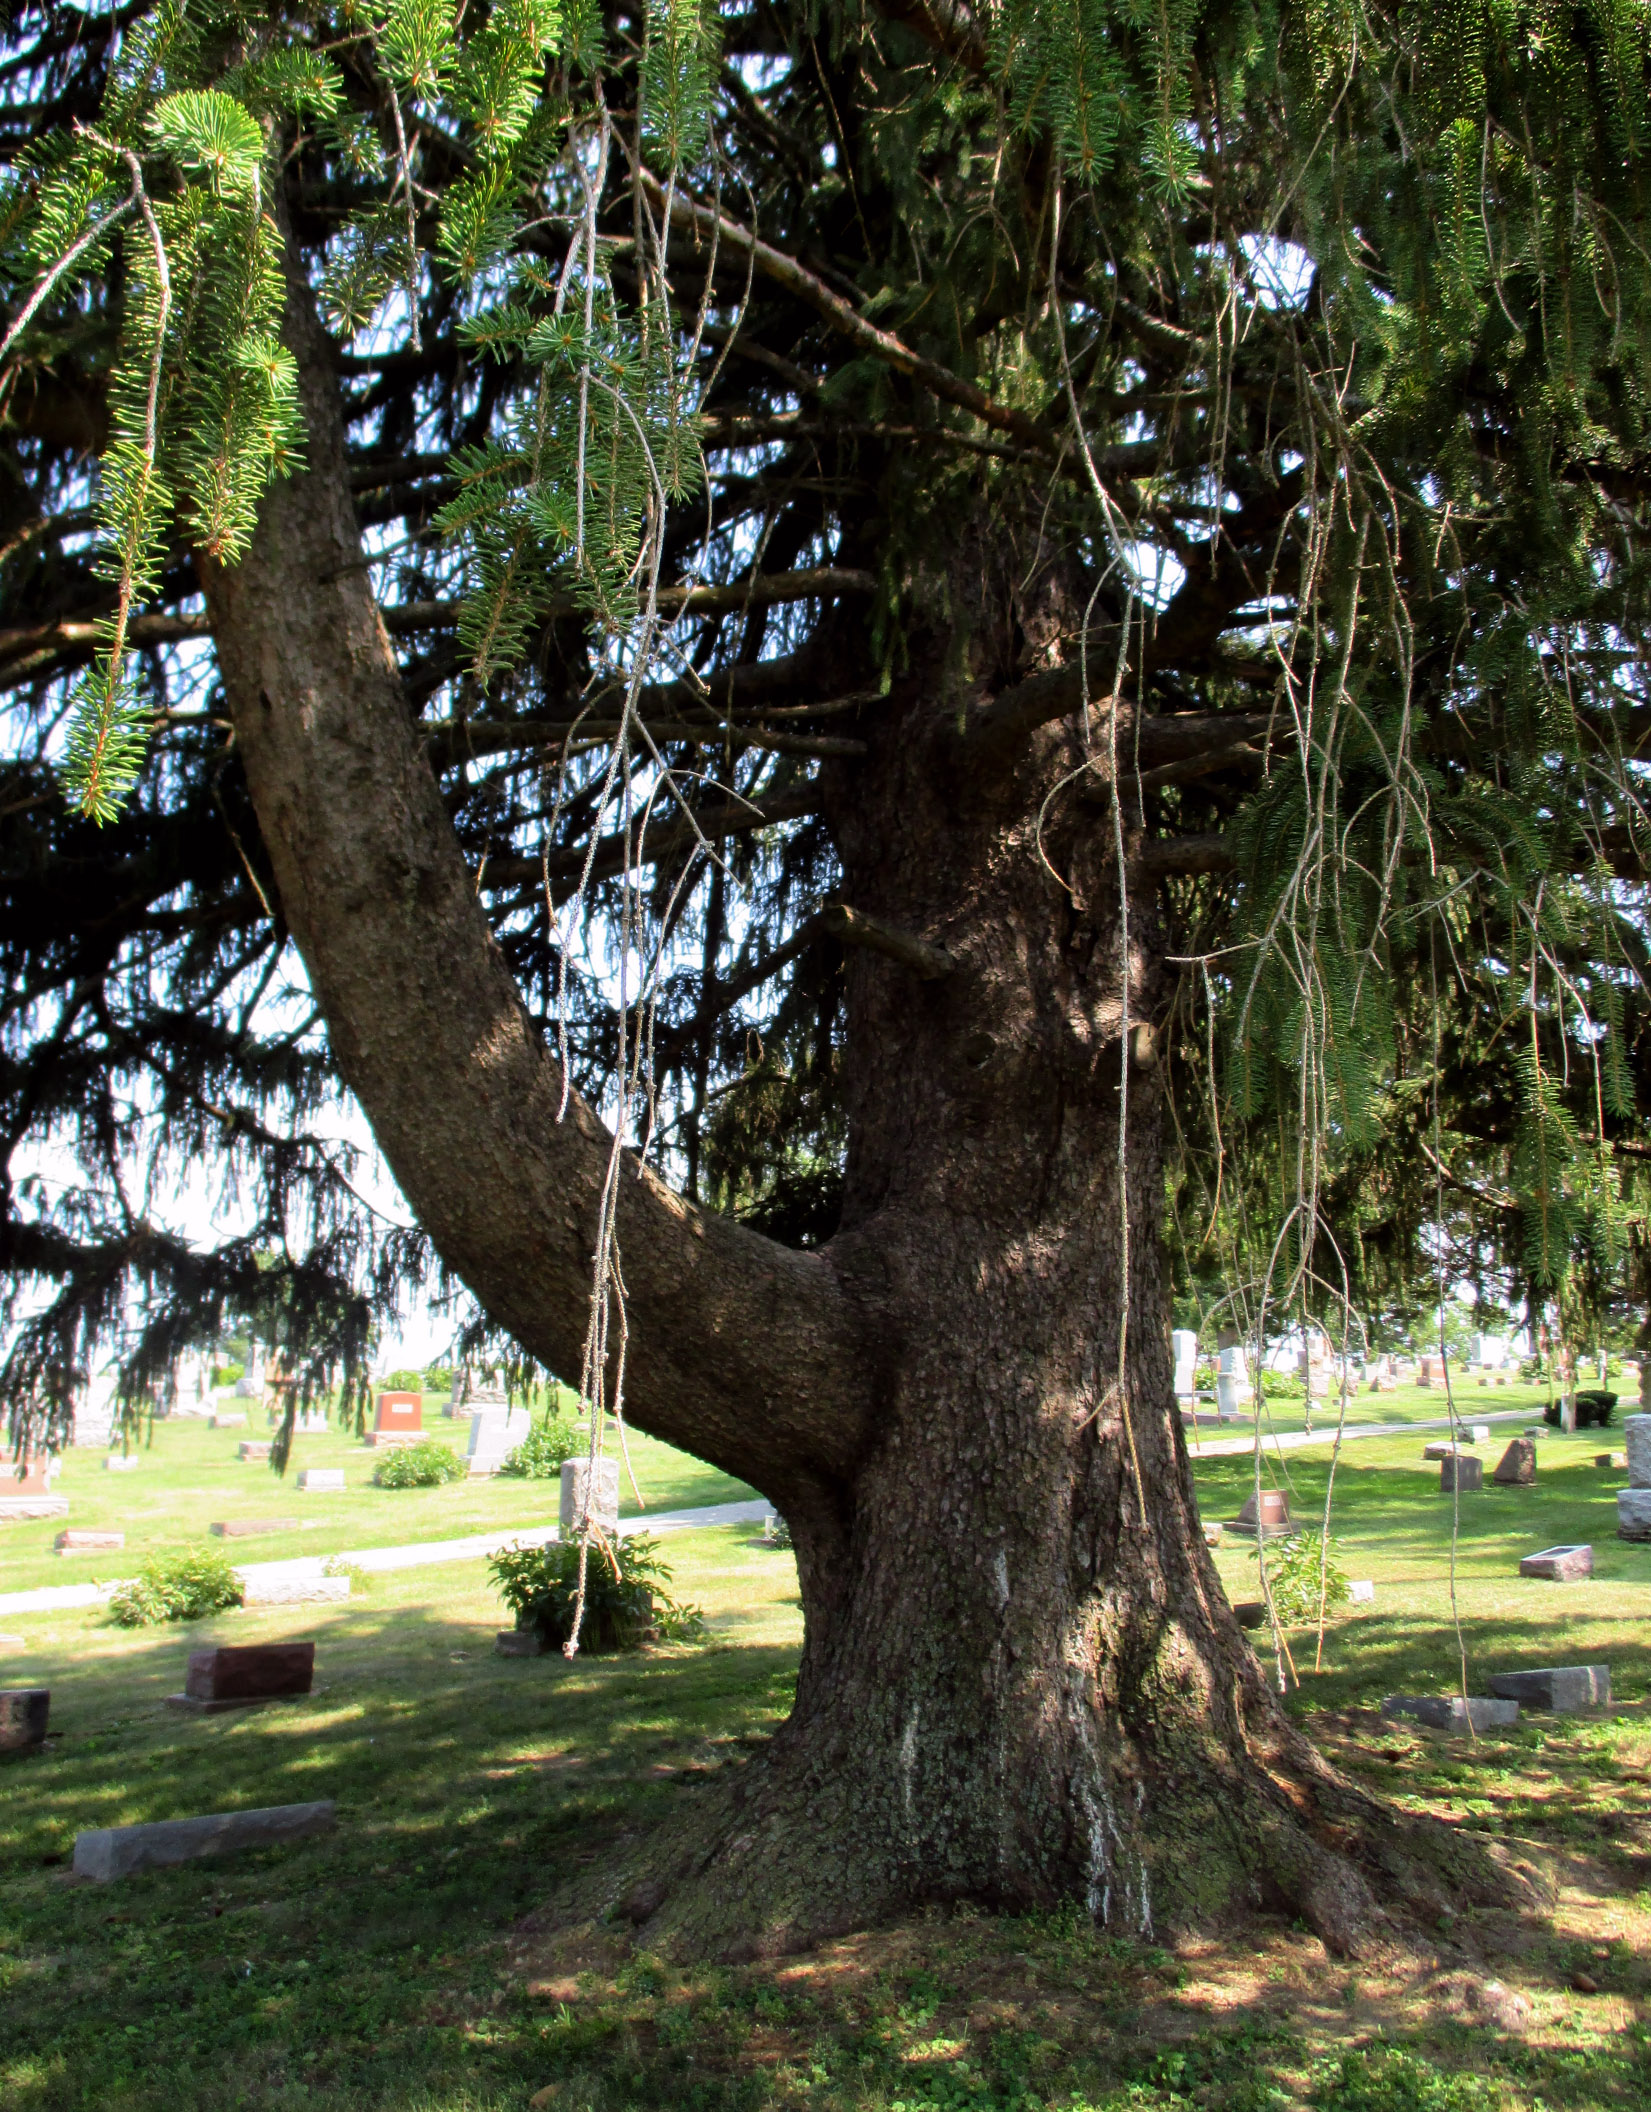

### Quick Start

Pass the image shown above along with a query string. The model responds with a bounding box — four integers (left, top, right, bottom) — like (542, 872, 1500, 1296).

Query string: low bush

(372, 1439, 467, 1488)
(421, 1363, 452, 1394)
(379, 1368, 426, 1395)
(497, 1414, 582, 1478)
(107, 1548, 244, 1627)
(1265, 1531, 1350, 1626)
(1545, 1389, 1617, 1429)
(489, 1533, 702, 1653)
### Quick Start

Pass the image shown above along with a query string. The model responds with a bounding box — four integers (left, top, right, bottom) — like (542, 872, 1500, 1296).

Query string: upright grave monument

(366, 1390, 424, 1447)
(1618, 1414, 1651, 1541)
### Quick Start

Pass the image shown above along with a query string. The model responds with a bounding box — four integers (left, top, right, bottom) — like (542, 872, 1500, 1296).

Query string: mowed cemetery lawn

(2, 1414, 1650, 2110)
(0, 1407, 758, 1596)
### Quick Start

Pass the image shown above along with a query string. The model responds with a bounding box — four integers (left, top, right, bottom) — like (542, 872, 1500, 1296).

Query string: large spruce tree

(3, 0, 1648, 1952)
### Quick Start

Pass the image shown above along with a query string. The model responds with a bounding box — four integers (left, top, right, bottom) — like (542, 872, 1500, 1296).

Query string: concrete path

(1183, 1405, 1534, 1459)
(0, 1497, 772, 1620)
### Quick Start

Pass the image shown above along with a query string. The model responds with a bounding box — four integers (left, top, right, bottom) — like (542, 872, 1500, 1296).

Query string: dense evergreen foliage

(3, 0, 1647, 1446)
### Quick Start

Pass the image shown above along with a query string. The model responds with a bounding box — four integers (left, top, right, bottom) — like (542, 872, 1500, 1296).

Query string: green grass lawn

(2, 1426, 1649, 2110)
(0, 1412, 758, 1597)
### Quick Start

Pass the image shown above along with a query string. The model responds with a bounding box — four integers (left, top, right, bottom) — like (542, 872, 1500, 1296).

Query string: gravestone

(1558, 1396, 1577, 1433)
(1233, 1601, 1268, 1629)
(297, 1468, 345, 1492)
(1596, 1452, 1615, 1468)
(210, 1518, 300, 1539)
(73, 1801, 335, 1880)
(169, 1641, 315, 1713)
(238, 1440, 272, 1462)
(240, 1570, 349, 1607)
(1172, 1329, 1198, 1402)
(1488, 1664, 1610, 1712)
(0, 1688, 50, 1751)
(1618, 1489, 1651, 1541)
(1493, 1437, 1536, 1485)
(55, 1529, 124, 1552)
(104, 1454, 140, 1473)
(1468, 1423, 1491, 1442)
(0, 1455, 68, 1521)
(1486, 1664, 1612, 1714)
(366, 1390, 423, 1447)
(1519, 1543, 1593, 1581)
(1625, 1413, 1651, 1487)
(1417, 1353, 1441, 1387)
(1230, 1489, 1292, 1538)
(559, 1456, 620, 1533)
(1347, 1579, 1375, 1603)
(1423, 1439, 1470, 1460)
(466, 1404, 531, 1477)
(1216, 1334, 1253, 1416)
(1381, 1694, 1519, 1732)
(1440, 1455, 1483, 1492)
(209, 1412, 246, 1429)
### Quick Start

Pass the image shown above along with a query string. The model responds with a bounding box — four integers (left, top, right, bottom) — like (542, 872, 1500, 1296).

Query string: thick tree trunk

(205, 257, 1507, 1963)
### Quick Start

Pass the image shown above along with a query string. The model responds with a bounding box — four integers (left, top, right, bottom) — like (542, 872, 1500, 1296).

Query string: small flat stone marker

(54, 1529, 124, 1553)
(1488, 1665, 1610, 1712)
(1596, 1452, 1615, 1468)
(1381, 1694, 1519, 1732)
(1493, 1437, 1536, 1485)
(209, 1413, 246, 1429)
(104, 1455, 139, 1472)
(1440, 1455, 1483, 1492)
(1469, 1423, 1492, 1442)
(73, 1800, 336, 1881)
(240, 1571, 350, 1608)
(238, 1440, 272, 1462)
(1348, 1579, 1375, 1602)
(0, 1687, 50, 1751)
(1423, 1440, 1469, 1460)
(210, 1518, 301, 1539)
(166, 1641, 315, 1714)
(1519, 1543, 1593, 1581)
(297, 1468, 345, 1492)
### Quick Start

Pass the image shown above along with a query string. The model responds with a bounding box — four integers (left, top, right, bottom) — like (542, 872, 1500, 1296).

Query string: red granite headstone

(367, 1391, 424, 1446)
(2, 1455, 55, 1497)
(182, 1642, 315, 1704)
(1236, 1489, 1291, 1530)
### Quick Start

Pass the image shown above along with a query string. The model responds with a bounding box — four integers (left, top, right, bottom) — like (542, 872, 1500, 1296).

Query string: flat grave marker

(1488, 1664, 1610, 1712)
(0, 1455, 68, 1522)
(1381, 1694, 1519, 1733)
(297, 1467, 345, 1492)
(238, 1440, 272, 1462)
(209, 1413, 246, 1429)
(54, 1529, 123, 1553)
(210, 1518, 301, 1539)
(73, 1801, 336, 1881)
(1519, 1543, 1593, 1581)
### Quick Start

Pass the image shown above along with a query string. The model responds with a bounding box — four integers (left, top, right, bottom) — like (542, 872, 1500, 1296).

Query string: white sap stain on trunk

(992, 1548, 1010, 1609)
(899, 1703, 920, 1826)
(1070, 1682, 1153, 1935)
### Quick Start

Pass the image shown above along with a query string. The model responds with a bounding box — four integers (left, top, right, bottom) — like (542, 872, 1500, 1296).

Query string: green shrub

(372, 1438, 466, 1488)
(108, 1548, 245, 1627)
(1544, 1389, 1617, 1429)
(763, 1513, 794, 1550)
(1311, 2046, 1498, 2111)
(379, 1368, 426, 1395)
(211, 1362, 244, 1388)
(1264, 1531, 1350, 1626)
(497, 1415, 581, 1478)
(421, 1363, 452, 1394)
(489, 1533, 702, 1653)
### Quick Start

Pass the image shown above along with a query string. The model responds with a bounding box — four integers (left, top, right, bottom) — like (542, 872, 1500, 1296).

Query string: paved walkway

(1183, 1405, 1534, 1459)
(0, 1497, 771, 1620)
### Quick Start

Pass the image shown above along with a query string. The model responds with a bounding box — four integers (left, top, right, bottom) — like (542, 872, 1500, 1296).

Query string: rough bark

(203, 260, 1511, 1963)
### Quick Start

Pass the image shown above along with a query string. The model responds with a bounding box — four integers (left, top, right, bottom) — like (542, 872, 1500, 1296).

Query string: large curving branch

(197, 243, 872, 1493)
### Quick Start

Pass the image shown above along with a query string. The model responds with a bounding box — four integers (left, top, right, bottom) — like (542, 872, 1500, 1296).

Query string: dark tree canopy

(2, 0, 1650, 1954)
